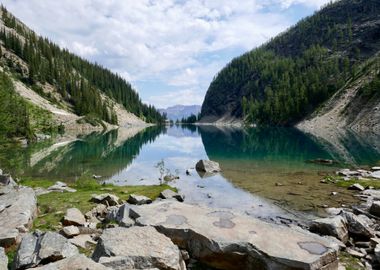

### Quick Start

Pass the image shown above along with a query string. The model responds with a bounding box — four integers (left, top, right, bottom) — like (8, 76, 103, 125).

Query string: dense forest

(0, 6, 165, 126)
(201, 0, 380, 125)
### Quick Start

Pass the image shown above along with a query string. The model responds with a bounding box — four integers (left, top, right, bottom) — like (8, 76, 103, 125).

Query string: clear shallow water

(1, 125, 380, 220)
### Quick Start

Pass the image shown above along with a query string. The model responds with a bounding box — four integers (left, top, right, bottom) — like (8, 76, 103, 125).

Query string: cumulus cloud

(0, 0, 329, 108)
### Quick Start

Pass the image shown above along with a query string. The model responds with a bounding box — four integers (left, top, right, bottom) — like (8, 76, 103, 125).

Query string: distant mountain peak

(159, 105, 201, 121)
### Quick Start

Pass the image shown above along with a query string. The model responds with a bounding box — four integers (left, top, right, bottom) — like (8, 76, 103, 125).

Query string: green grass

(20, 176, 175, 231)
(5, 244, 18, 269)
(323, 175, 380, 189)
(339, 252, 365, 270)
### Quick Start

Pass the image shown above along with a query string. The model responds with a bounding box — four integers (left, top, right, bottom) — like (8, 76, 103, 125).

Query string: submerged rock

(14, 231, 79, 269)
(310, 216, 348, 243)
(33, 254, 110, 270)
(127, 194, 152, 205)
(128, 201, 339, 270)
(0, 185, 37, 246)
(195, 160, 221, 173)
(63, 208, 86, 226)
(92, 226, 185, 270)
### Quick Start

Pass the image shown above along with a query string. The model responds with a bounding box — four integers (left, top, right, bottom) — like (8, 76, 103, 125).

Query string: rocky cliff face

(200, 0, 380, 130)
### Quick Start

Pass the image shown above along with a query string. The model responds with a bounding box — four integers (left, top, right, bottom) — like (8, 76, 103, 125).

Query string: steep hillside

(159, 105, 201, 121)
(200, 0, 380, 129)
(0, 5, 163, 137)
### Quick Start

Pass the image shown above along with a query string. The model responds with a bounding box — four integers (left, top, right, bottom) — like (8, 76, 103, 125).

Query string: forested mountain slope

(200, 0, 380, 128)
(0, 6, 164, 141)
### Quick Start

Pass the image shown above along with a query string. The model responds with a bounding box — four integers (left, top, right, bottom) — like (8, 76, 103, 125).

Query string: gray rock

(346, 247, 365, 258)
(348, 184, 365, 191)
(62, 226, 80, 238)
(13, 232, 40, 269)
(371, 171, 380, 179)
(127, 194, 152, 205)
(14, 232, 78, 269)
(38, 232, 79, 263)
(0, 247, 7, 270)
(159, 189, 184, 202)
(92, 226, 184, 270)
(369, 201, 380, 217)
(85, 204, 107, 221)
(91, 194, 119, 206)
(130, 201, 339, 270)
(195, 160, 221, 173)
(310, 216, 349, 243)
(69, 235, 96, 249)
(0, 174, 17, 186)
(375, 244, 380, 263)
(343, 211, 374, 239)
(47, 182, 76, 193)
(63, 208, 86, 226)
(119, 217, 135, 228)
(0, 186, 37, 246)
(372, 167, 380, 171)
(33, 254, 110, 270)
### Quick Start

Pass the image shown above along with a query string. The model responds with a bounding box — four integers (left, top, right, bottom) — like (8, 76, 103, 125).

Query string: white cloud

(0, 0, 328, 108)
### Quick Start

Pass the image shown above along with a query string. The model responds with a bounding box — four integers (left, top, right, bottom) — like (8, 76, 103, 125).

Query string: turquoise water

(1, 125, 379, 219)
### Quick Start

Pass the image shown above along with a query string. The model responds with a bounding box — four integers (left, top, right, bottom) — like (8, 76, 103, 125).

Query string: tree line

(0, 6, 165, 124)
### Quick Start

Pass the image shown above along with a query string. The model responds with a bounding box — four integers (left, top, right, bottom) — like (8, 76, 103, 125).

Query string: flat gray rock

(348, 184, 365, 191)
(63, 208, 86, 226)
(0, 247, 7, 270)
(0, 186, 37, 246)
(195, 160, 221, 173)
(127, 194, 152, 205)
(69, 235, 96, 249)
(92, 226, 184, 270)
(129, 201, 339, 270)
(33, 254, 110, 270)
(47, 182, 76, 193)
(371, 171, 380, 179)
(62, 226, 80, 238)
(310, 216, 348, 243)
(14, 232, 79, 270)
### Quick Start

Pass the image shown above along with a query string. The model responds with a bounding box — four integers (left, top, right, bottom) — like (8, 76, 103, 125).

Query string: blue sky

(0, 0, 331, 108)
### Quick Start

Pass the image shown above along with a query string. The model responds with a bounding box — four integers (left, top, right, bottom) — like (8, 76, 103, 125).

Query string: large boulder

(0, 186, 37, 246)
(0, 247, 7, 270)
(195, 160, 221, 173)
(63, 208, 86, 226)
(310, 216, 349, 243)
(127, 194, 152, 205)
(13, 232, 79, 269)
(33, 254, 110, 270)
(92, 226, 185, 270)
(343, 211, 374, 240)
(128, 201, 339, 270)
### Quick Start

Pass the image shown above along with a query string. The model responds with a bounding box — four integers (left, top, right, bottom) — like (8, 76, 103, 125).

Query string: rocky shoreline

(1, 164, 380, 269)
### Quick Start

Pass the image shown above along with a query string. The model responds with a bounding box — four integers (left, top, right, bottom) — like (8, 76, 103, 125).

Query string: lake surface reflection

(1, 125, 380, 220)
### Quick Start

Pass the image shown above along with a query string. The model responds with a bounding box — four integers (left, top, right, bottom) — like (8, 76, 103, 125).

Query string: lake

(1, 125, 380, 222)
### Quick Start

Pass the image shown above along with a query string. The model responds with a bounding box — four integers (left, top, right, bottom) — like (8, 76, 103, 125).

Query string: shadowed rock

(128, 201, 339, 270)
(310, 216, 349, 243)
(127, 194, 152, 205)
(195, 160, 221, 173)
